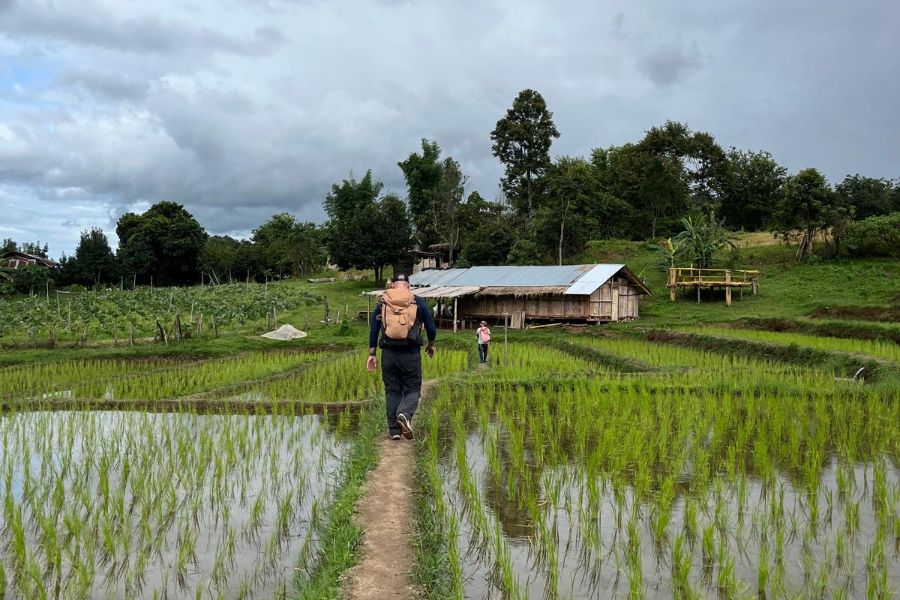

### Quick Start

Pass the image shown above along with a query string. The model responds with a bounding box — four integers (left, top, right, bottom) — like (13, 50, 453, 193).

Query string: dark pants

(381, 349, 423, 435)
(478, 343, 489, 363)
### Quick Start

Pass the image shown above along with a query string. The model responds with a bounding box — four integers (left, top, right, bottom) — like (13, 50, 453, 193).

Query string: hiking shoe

(397, 414, 413, 440)
(390, 433, 402, 440)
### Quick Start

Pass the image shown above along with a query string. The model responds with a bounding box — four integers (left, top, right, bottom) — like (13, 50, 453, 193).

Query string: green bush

(845, 212, 900, 258)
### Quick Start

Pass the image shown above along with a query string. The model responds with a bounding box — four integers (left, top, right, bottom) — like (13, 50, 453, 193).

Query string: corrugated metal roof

(440, 265, 593, 287)
(564, 264, 624, 295)
(415, 286, 481, 299)
(408, 268, 467, 287)
(371, 264, 651, 298)
(361, 285, 480, 299)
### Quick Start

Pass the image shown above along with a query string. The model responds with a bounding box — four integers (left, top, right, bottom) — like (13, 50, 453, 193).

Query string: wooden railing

(667, 268, 759, 305)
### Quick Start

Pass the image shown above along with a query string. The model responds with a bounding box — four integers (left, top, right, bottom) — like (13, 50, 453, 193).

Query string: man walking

(366, 274, 436, 440)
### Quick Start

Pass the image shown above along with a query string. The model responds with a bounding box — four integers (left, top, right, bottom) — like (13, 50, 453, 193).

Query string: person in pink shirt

(476, 320, 491, 363)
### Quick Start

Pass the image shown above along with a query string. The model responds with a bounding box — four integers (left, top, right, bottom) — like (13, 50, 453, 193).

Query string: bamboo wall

(457, 278, 642, 328)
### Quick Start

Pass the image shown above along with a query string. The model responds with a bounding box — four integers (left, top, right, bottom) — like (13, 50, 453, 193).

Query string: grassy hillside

(579, 235, 900, 327)
(1, 236, 897, 367)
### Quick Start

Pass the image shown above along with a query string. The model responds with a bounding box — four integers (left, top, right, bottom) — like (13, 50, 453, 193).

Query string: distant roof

(0, 251, 59, 267)
(408, 264, 650, 296)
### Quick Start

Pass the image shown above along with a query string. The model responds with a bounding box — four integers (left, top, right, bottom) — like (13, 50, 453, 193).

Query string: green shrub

(845, 212, 900, 258)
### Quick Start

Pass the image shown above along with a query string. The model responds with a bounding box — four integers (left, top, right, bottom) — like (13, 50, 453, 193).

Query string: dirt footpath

(341, 380, 437, 599)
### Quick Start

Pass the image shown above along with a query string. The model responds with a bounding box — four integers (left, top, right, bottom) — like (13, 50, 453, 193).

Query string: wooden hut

(406, 264, 650, 329)
(0, 251, 59, 271)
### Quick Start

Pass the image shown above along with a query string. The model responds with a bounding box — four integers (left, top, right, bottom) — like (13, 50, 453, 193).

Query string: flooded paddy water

(424, 379, 900, 599)
(0, 408, 353, 599)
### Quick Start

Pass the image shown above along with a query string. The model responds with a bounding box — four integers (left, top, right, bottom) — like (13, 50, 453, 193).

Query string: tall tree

(398, 139, 443, 246)
(834, 174, 894, 220)
(324, 172, 412, 283)
(491, 89, 560, 215)
(200, 236, 241, 283)
(429, 158, 466, 265)
(252, 214, 325, 278)
(72, 228, 117, 287)
(540, 157, 599, 264)
(774, 168, 835, 259)
(599, 143, 688, 239)
(116, 201, 207, 285)
(369, 194, 413, 282)
(719, 149, 787, 231)
(324, 171, 382, 276)
(639, 121, 727, 209)
(1, 239, 50, 258)
(457, 193, 514, 266)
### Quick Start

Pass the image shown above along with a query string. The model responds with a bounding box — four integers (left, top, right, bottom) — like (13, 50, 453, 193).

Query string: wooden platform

(667, 268, 759, 305)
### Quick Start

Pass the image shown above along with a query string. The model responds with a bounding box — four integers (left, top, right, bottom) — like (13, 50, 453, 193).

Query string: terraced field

(0, 324, 896, 599)
(415, 335, 899, 600)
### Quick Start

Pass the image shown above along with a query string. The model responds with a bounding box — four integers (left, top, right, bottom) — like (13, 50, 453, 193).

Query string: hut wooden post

(725, 270, 732, 306)
(696, 268, 701, 303)
(504, 312, 509, 366)
(668, 268, 676, 302)
(453, 298, 458, 333)
(611, 286, 619, 322)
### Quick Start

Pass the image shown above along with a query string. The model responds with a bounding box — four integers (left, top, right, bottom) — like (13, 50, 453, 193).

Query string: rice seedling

(417, 354, 900, 598)
(72, 350, 325, 400)
(0, 357, 183, 400)
(0, 407, 351, 598)
(478, 343, 601, 380)
(223, 349, 469, 404)
(688, 326, 900, 364)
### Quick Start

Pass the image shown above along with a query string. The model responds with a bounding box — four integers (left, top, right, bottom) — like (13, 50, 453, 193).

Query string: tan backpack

(381, 288, 419, 343)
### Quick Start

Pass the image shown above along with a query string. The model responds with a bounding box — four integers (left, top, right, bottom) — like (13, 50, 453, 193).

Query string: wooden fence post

(668, 268, 676, 302)
(695, 267, 700, 303)
(725, 270, 732, 306)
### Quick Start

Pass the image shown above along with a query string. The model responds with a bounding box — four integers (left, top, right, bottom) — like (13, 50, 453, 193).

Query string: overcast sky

(1, 0, 897, 257)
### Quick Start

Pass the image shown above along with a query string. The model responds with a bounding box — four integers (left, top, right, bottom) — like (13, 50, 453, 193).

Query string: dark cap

(392, 274, 409, 283)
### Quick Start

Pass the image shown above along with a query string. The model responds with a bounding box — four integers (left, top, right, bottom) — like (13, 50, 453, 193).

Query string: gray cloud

(58, 69, 150, 101)
(639, 40, 705, 86)
(0, 0, 898, 257)
(0, 1, 285, 57)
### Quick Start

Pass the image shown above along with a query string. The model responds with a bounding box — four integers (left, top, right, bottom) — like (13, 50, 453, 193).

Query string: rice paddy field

(0, 408, 352, 599)
(679, 326, 900, 365)
(0, 312, 897, 598)
(416, 336, 900, 600)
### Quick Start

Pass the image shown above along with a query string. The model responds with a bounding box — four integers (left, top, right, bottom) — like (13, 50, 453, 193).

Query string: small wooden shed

(407, 264, 650, 329)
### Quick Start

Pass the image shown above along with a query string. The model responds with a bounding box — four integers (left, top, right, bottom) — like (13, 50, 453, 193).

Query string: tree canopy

(72, 228, 117, 287)
(398, 139, 443, 247)
(116, 201, 207, 285)
(491, 89, 559, 216)
(324, 172, 412, 283)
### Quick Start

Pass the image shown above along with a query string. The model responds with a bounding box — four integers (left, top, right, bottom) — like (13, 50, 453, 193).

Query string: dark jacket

(369, 295, 436, 351)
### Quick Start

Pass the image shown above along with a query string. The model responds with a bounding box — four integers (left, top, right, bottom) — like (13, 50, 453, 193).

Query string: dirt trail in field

(342, 379, 437, 600)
